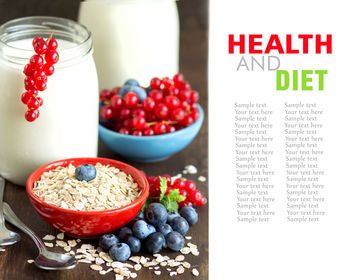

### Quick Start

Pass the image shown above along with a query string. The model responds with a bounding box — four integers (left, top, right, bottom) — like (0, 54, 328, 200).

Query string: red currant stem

(146, 120, 178, 126)
(46, 31, 54, 44)
(103, 100, 111, 105)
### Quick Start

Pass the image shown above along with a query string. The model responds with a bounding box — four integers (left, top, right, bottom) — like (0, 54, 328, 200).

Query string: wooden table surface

(0, 1, 208, 279)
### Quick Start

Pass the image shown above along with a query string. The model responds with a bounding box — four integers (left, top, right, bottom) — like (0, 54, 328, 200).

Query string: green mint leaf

(159, 177, 168, 201)
(168, 189, 186, 202)
(161, 196, 179, 212)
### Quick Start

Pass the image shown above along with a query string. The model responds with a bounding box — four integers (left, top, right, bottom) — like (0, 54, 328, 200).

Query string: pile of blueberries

(99, 203, 198, 262)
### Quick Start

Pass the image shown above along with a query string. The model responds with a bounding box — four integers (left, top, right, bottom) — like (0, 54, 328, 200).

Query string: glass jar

(78, 0, 179, 89)
(0, 17, 99, 185)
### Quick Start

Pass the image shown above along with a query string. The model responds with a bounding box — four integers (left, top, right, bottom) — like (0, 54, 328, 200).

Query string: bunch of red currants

(147, 175, 207, 208)
(22, 35, 59, 122)
(99, 74, 200, 136)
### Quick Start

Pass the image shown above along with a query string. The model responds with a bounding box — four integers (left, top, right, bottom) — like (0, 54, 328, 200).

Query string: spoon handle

(0, 177, 6, 230)
(3, 202, 46, 253)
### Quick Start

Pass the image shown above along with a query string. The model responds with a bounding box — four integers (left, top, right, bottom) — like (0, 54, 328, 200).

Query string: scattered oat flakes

(68, 240, 77, 247)
(70, 251, 75, 256)
(160, 261, 167, 266)
(171, 174, 182, 182)
(95, 257, 105, 265)
(183, 165, 197, 174)
(63, 246, 71, 252)
(183, 261, 191, 269)
(129, 256, 140, 263)
(154, 270, 161, 275)
(198, 176, 206, 182)
(78, 259, 92, 264)
(192, 268, 199, 277)
(27, 259, 34, 264)
(44, 242, 54, 248)
(76, 239, 81, 243)
(156, 255, 166, 263)
(192, 249, 200, 256)
(180, 247, 191, 254)
(187, 242, 197, 248)
(185, 236, 192, 240)
(170, 271, 177, 276)
(56, 240, 68, 247)
(175, 255, 185, 262)
(81, 244, 94, 250)
(42, 234, 55, 241)
(90, 264, 103, 271)
(130, 272, 137, 278)
(140, 256, 147, 264)
(56, 232, 64, 240)
(115, 274, 124, 280)
(177, 266, 185, 274)
(134, 263, 142, 271)
(166, 268, 171, 271)
(0, 248, 5, 252)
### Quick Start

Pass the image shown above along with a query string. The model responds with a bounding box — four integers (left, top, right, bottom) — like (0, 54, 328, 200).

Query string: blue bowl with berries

(99, 104, 204, 162)
(98, 75, 204, 162)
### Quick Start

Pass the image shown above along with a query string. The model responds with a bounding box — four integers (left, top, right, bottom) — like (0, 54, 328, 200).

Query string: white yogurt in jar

(0, 17, 99, 185)
(78, 0, 179, 89)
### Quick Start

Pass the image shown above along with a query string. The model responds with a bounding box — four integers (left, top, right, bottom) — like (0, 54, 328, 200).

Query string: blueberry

(158, 224, 173, 236)
(179, 206, 198, 226)
(166, 231, 185, 251)
(128, 217, 144, 228)
(125, 235, 141, 253)
(146, 87, 152, 94)
(144, 232, 165, 254)
(75, 164, 97, 182)
(109, 243, 131, 262)
(135, 211, 145, 220)
(116, 227, 133, 241)
(119, 85, 147, 101)
(145, 203, 168, 227)
(99, 234, 119, 251)
(124, 79, 140, 87)
(132, 220, 154, 240)
(167, 211, 181, 224)
(170, 216, 189, 236)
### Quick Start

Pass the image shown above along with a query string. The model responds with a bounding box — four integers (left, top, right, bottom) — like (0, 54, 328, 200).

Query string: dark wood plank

(0, 0, 208, 279)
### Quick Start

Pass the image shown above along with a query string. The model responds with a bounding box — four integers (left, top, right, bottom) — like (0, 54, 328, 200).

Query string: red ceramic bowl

(26, 157, 149, 238)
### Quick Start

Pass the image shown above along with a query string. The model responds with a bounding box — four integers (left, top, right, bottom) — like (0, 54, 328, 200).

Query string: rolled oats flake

(42, 234, 55, 241)
(192, 268, 199, 277)
(44, 242, 54, 248)
(56, 232, 64, 240)
(90, 264, 103, 271)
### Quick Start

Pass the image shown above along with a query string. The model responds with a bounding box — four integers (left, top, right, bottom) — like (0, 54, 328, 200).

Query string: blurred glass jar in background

(78, 0, 179, 89)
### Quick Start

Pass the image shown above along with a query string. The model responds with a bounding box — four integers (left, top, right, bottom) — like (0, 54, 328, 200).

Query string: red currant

(110, 95, 124, 110)
(132, 130, 143, 136)
(44, 50, 59, 64)
(25, 110, 39, 122)
(33, 38, 48, 55)
(21, 91, 32, 104)
(122, 118, 133, 129)
(180, 82, 191, 91)
(170, 108, 186, 122)
(124, 92, 139, 108)
(120, 108, 131, 120)
(179, 90, 191, 101)
(148, 90, 163, 103)
(132, 116, 146, 129)
(191, 110, 200, 121)
(23, 64, 36, 77)
(154, 103, 169, 119)
(29, 54, 44, 68)
(119, 128, 130, 135)
(99, 89, 113, 102)
(47, 38, 58, 50)
(143, 127, 155, 136)
(142, 97, 156, 112)
(153, 122, 167, 135)
(164, 95, 180, 109)
(37, 96, 43, 107)
(111, 87, 120, 95)
(35, 80, 47, 91)
(162, 77, 173, 89)
(197, 196, 207, 207)
(146, 113, 157, 122)
(131, 107, 146, 118)
(150, 77, 162, 89)
(182, 115, 194, 126)
(100, 105, 113, 120)
(173, 73, 184, 84)
(24, 76, 35, 90)
(173, 178, 185, 189)
(190, 103, 198, 111)
(161, 175, 172, 185)
(179, 189, 188, 197)
(189, 190, 202, 204)
(42, 63, 55, 76)
(33, 69, 47, 83)
(27, 97, 40, 110)
(147, 176, 157, 185)
(189, 90, 199, 103)
(166, 124, 176, 133)
(184, 180, 196, 194)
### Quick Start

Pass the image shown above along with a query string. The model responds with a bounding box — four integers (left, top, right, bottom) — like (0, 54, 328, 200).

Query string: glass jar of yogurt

(0, 17, 99, 185)
(78, 0, 179, 89)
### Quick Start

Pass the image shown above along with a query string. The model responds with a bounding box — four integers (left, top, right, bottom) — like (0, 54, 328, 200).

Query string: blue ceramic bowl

(99, 105, 204, 162)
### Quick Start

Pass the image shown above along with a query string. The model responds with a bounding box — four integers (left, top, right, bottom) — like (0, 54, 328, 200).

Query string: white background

(209, 1, 350, 279)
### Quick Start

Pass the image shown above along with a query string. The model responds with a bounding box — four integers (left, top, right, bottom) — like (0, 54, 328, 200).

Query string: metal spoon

(0, 177, 21, 246)
(3, 202, 77, 270)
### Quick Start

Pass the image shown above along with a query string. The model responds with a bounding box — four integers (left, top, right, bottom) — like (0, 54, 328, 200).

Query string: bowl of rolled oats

(26, 157, 149, 238)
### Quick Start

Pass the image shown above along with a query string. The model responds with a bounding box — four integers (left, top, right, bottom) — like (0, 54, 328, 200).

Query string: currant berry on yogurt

(22, 34, 59, 122)
(99, 74, 201, 135)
